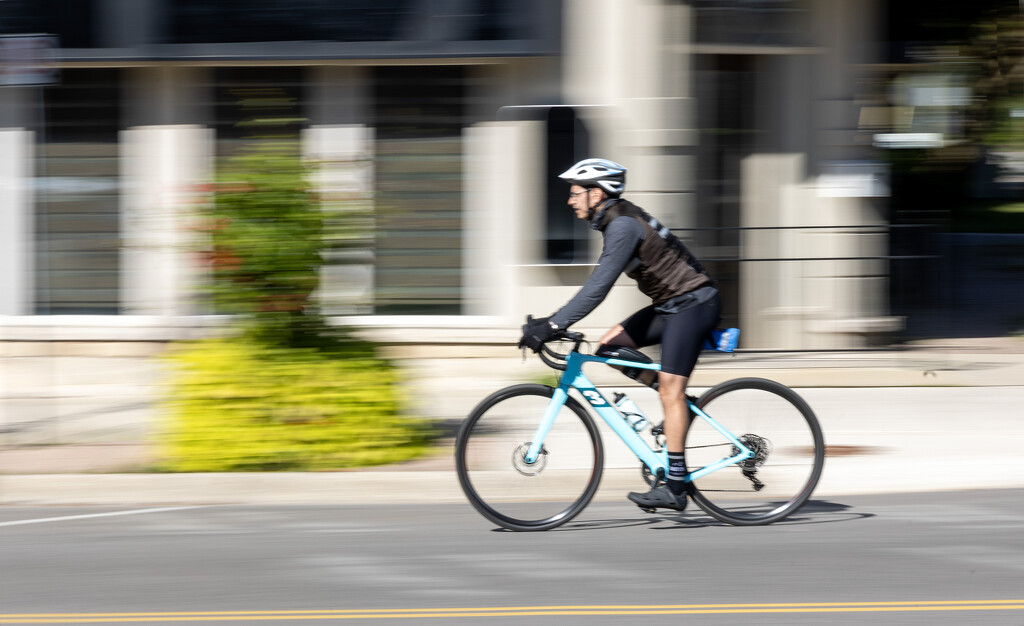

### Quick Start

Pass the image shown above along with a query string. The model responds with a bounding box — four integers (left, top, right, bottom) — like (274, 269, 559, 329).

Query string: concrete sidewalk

(2, 336, 1023, 505)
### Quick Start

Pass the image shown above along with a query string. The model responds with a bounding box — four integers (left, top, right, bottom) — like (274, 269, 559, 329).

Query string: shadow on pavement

(766, 499, 875, 526)
(523, 499, 874, 532)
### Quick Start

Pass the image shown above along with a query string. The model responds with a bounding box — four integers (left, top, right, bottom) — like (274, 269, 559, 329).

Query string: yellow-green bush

(159, 336, 434, 472)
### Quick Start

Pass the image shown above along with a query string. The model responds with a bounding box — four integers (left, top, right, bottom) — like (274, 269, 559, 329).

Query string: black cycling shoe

(628, 484, 688, 511)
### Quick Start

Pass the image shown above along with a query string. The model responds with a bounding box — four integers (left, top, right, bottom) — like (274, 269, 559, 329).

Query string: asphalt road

(2, 489, 1023, 625)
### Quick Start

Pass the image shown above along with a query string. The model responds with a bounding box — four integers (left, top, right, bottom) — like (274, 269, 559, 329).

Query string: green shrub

(159, 336, 434, 472)
(159, 143, 432, 472)
(204, 143, 329, 346)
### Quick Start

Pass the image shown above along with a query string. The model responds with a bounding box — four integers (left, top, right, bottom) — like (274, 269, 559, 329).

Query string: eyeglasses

(568, 190, 589, 199)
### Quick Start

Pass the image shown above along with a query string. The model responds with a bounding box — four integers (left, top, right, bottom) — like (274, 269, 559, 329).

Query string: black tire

(686, 378, 824, 526)
(455, 384, 604, 531)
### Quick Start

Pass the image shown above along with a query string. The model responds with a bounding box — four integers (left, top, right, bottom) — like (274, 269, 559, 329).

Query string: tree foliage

(205, 143, 334, 347)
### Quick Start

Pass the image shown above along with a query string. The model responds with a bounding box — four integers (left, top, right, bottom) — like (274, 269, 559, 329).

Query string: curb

(4, 460, 1024, 507)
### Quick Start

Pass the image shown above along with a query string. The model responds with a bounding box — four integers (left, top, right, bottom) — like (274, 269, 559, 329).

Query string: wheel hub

(512, 443, 547, 476)
(733, 434, 772, 470)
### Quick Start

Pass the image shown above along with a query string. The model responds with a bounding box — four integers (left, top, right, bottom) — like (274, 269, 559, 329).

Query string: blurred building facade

(0, 0, 933, 349)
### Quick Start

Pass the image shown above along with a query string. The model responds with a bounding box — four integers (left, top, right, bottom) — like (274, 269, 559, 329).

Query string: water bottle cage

(613, 392, 650, 432)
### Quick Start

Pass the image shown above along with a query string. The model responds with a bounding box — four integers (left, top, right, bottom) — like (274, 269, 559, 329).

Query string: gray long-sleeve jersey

(548, 213, 644, 329)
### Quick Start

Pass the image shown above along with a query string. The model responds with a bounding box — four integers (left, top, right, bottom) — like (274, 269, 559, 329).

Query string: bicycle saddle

(594, 345, 653, 364)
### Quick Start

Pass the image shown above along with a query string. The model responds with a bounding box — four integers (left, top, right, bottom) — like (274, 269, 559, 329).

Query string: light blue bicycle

(455, 327, 824, 531)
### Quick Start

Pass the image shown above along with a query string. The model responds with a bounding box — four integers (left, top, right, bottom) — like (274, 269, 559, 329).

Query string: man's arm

(548, 216, 643, 329)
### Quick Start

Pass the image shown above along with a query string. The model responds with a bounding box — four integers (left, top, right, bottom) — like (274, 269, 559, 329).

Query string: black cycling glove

(519, 316, 559, 352)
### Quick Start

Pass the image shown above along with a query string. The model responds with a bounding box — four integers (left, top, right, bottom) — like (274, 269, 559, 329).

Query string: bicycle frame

(524, 350, 755, 483)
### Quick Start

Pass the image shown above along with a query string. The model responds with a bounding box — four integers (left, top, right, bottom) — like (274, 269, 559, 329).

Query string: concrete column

(308, 66, 371, 127)
(118, 66, 214, 316)
(303, 125, 375, 315)
(802, 192, 891, 348)
(124, 66, 210, 128)
(740, 154, 806, 350)
(120, 126, 213, 315)
(563, 0, 626, 107)
(563, 0, 697, 224)
(0, 130, 33, 315)
(811, 0, 881, 163)
(803, 0, 895, 346)
(742, 153, 897, 350)
(463, 121, 541, 322)
(0, 86, 34, 129)
(0, 86, 38, 316)
(304, 68, 375, 315)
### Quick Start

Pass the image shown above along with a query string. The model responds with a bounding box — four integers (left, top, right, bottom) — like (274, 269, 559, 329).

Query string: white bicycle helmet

(558, 158, 627, 196)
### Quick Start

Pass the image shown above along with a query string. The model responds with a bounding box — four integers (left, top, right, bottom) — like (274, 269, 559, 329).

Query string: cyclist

(519, 158, 720, 512)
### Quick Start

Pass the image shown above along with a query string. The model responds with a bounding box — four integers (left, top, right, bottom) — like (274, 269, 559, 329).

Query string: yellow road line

(3, 601, 1024, 623)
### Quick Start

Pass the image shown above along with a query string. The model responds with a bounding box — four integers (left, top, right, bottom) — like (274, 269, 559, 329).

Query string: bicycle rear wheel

(455, 384, 603, 531)
(686, 378, 824, 525)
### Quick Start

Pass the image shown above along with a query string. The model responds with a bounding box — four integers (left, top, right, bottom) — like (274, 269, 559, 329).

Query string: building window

(373, 65, 465, 315)
(35, 69, 122, 314)
(543, 107, 591, 264)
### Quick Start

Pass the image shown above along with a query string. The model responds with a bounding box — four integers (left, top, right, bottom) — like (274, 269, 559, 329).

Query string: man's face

(567, 185, 600, 220)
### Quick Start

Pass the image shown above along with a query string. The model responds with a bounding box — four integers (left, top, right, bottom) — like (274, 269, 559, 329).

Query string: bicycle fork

(523, 386, 570, 465)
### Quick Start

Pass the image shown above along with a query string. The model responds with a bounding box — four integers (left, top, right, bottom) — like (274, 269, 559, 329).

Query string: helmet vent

(558, 158, 628, 196)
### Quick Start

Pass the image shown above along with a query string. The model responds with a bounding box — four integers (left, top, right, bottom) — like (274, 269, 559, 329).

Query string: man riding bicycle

(519, 158, 721, 512)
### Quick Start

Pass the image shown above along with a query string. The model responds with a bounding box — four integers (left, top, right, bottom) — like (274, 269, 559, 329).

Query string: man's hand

(519, 316, 559, 352)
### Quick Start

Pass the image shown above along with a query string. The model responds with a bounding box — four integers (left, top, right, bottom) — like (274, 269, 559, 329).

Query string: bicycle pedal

(638, 506, 657, 514)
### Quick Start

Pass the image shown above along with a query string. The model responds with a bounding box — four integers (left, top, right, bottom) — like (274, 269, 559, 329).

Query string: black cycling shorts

(620, 287, 721, 377)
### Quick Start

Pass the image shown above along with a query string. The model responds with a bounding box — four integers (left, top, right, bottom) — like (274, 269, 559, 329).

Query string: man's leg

(604, 321, 689, 464)
(598, 325, 660, 388)
(626, 297, 719, 511)
(599, 325, 635, 347)
(626, 368, 689, 511)
(651, 293, 719, 491)
(659, 371, 689, 452)
(658, 371, 690, 496)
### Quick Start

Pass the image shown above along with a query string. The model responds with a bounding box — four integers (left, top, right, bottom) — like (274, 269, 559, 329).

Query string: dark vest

(597, 199, 712, 305)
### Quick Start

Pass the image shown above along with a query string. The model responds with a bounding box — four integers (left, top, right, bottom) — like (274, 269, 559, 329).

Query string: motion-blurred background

(0, 0, 1020, 474)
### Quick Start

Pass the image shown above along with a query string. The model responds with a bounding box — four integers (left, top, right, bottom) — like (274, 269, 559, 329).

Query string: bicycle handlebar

(521, 315, 585, 371)
(535, 331, 585, 371)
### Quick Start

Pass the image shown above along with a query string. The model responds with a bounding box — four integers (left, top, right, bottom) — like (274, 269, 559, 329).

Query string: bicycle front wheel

(455, 384, 603, 531)
(686, 378, 824, 526)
